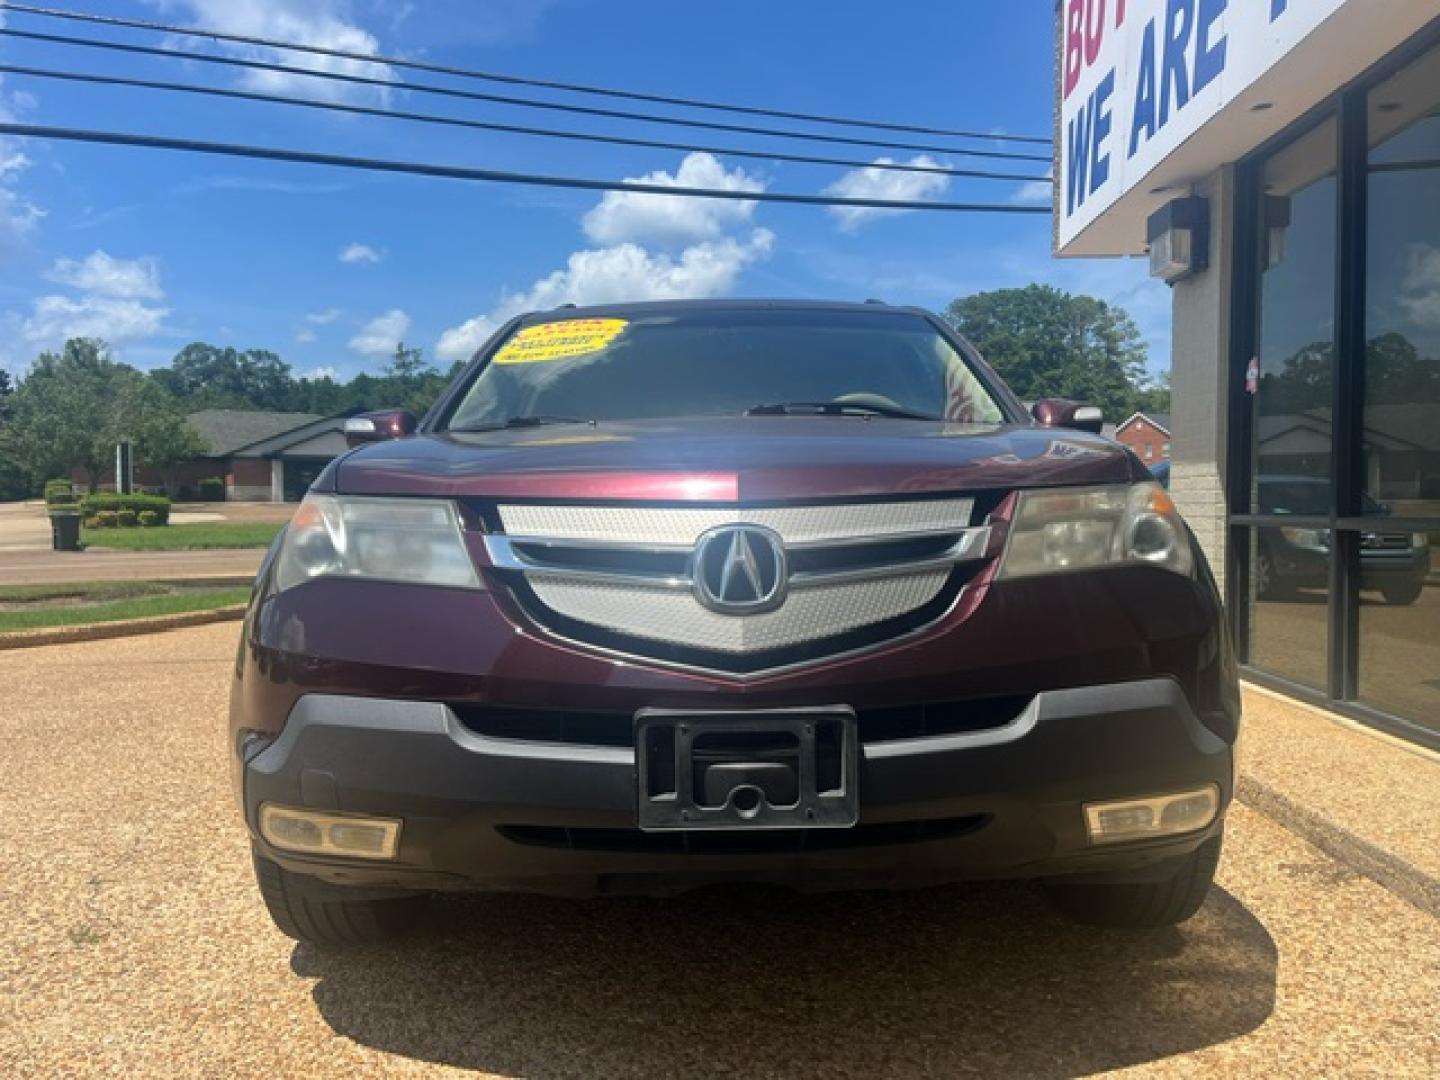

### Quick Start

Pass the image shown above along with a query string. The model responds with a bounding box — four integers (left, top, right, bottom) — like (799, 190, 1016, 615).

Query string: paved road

(0, 500, 274, 583)
(2, 624, 1437, 1078)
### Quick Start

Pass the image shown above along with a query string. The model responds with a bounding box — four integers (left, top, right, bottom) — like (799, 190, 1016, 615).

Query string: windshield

(442, 308, 1009, 430)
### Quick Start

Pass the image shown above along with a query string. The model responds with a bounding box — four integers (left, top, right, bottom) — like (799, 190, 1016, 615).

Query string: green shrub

(116, 509, 137, 527)
(83, 515, 100, 529)
(80, 493, 171, 526)
(93, 510, 118, 528)
(47, 502, 81, 515)
(197, 477, 225, 502)
(44, 478, 74, 505)
(137, 510, 160, 527)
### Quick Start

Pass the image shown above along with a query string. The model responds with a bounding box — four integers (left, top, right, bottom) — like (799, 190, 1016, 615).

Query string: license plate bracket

(635, 707, 858, 831)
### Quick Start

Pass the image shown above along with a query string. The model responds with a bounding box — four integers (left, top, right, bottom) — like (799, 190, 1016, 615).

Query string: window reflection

(1365, 43, 1440, 520)
(1252, 117, 1338, 512)
(1246, 528, 1329, 691)
(1359, 527, 1440, 731)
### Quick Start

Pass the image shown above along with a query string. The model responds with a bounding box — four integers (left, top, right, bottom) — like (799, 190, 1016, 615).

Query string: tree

(2, 339, 142, 491)
(114, 379, 210, 495)
(152, 343, 295, 410)
(381, 342, 449, 415)
(0, 367, 28, 500)
(945, 285, 1158, 422)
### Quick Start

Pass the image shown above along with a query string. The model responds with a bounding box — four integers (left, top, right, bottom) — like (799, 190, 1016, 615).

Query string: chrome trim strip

(484, 526, 992, 589)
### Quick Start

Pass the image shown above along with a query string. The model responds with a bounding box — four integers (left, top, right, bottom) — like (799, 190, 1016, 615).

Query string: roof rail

(863, 298, 886, 305)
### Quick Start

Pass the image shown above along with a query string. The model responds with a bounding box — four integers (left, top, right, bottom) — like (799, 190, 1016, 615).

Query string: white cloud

(349, 308, 410, 357)
(582, 153, 764, 247)
(21, 295, 170, 347)
(301, 365, 337, 380)
(0, 21, 42, 253)
(339, 242, 382, 265)
(0, 150, 29, 179)
(164, 1, 394, 103)
(823, 156, 951, 232)
(436, 230, 773, 363)
(295, 328, 317, 343)
(0, 187, 43, 251)
(1011, 179, 1054, 206)
(45, 251, 164, 300)
(305, 307, 342, 324)
(1398, 243, 1440, 330)
(16, 245, 170, 352)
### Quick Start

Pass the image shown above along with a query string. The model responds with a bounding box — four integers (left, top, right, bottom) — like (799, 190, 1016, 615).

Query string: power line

(0, 26, 1054, 164)
(0, 1, 1052, 146)
(0, 121, 1054, 215)
(0, 63, 1053, 184)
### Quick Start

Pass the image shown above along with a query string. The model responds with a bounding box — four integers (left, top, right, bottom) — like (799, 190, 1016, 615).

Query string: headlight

(273, 494, 483, 593)
(1279, 526, 1329, 548)
(999, 482, 1193, 580)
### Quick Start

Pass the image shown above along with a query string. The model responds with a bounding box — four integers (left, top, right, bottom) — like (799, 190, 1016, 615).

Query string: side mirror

(1032, 398, 1104, 435)
(344, 409, 419, 447)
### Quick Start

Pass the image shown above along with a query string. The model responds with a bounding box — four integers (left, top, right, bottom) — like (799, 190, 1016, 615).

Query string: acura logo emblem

(691, 525, 788, 614)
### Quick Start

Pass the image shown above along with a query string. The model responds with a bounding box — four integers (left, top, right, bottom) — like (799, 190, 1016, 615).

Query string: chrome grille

(489, 499, 987, 671)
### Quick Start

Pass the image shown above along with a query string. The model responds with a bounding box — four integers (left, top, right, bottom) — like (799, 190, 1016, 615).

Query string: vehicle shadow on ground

(295, 880, 1277, 1078)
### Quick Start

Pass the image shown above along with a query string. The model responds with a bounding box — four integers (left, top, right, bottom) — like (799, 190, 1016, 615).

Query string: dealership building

(1055, 1, 1440, 748)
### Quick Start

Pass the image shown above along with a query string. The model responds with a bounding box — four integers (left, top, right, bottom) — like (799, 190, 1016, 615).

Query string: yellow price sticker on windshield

(493, 318, 628, 365)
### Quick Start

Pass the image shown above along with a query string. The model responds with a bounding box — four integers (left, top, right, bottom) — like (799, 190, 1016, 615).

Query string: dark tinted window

(443, 309, 1008, 429)
(1364, 43, 1440, 519)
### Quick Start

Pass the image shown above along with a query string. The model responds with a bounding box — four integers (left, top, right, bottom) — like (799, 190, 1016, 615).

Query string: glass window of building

(1245, 117, 1339, 692)
(1251, 116, 1339, 514)
(1358, 42, 1440, 734)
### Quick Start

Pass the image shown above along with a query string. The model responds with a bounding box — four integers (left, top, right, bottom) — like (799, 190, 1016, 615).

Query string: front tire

(1045, 833, 1222, 929)
(1381, 581, 1424, 606)
(253, 852, 429, 946)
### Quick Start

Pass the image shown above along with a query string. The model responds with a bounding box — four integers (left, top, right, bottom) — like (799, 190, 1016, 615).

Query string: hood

(331, 416, 1141, 502)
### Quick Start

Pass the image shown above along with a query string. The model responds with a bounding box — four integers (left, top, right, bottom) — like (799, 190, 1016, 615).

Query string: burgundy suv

(231, 300, 1237, 945)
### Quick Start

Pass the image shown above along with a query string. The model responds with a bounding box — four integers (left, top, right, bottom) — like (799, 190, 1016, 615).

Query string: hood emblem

(691, 525, 788, 614)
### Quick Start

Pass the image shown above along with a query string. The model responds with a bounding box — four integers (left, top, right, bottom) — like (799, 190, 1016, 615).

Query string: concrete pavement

(0, 546, 265, 585)
(0, 499, 279, 584)
(1, 623, 1437, 1078)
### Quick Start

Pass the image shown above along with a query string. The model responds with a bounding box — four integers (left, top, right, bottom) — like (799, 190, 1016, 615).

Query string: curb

(0, 605, 247, 651)
(1237, 773, 1440, 920)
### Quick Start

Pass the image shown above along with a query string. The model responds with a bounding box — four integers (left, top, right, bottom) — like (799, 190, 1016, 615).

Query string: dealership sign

(1057, 0, 1349, 249)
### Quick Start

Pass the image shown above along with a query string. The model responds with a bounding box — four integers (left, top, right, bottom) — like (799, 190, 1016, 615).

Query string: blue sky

(0, 0, 1169, 383)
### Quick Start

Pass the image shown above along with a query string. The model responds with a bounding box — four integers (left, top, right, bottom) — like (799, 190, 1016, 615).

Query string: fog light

(1083, 785, 1219, 845)
(258, 804, 402, 860)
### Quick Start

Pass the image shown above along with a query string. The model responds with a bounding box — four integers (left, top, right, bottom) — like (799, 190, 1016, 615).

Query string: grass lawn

(0, 583, 250, 633)
(81, 522, 284, 550)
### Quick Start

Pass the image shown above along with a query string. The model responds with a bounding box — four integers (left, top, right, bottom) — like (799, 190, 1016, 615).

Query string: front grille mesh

(498, 500, 974, 546)
(528, 568, 951, 654)
(492, 498, 984, 671)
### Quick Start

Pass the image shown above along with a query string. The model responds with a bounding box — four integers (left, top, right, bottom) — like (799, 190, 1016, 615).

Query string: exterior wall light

(1263, 195, 1292, 270)
(1146, 196, 1210, 285)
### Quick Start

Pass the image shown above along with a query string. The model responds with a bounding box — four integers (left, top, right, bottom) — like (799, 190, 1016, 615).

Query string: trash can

(50, 510, 82, 552)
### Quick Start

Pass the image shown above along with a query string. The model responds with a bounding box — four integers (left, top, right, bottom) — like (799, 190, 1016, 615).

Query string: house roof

(187, 409, 325, 457)
(1117, 411, 1171, 435)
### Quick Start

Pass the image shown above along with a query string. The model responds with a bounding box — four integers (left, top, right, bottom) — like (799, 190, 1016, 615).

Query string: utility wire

(0, 121, 1053, 214)
(0, 62, 1052, 184)
(0, 1, 1052, 146)
(0, 26, 1053, 164)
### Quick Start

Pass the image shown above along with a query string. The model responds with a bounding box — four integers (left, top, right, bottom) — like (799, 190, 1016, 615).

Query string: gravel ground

(2, 624, 1437, 1078)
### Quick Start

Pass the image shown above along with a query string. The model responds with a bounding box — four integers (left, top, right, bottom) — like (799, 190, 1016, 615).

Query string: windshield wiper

(744, 401, 944, 422)
(451, 414, 596, 433)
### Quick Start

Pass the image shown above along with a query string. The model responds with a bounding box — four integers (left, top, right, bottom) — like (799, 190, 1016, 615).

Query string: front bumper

(243, 677, 1233, 897)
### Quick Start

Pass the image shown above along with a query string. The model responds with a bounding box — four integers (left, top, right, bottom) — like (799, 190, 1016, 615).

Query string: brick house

(75, 408, 361, 501)
(1113, 412, 1171, 467)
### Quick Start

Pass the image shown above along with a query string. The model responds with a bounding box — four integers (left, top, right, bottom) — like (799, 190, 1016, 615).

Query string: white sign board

(1057, 0, 1348, 250)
